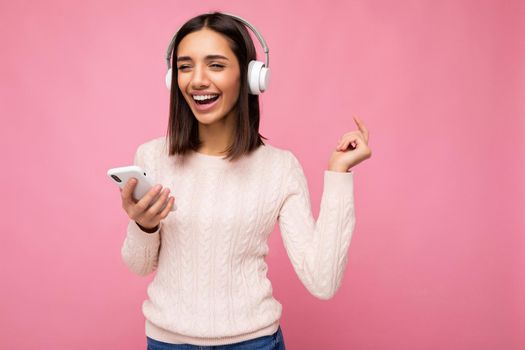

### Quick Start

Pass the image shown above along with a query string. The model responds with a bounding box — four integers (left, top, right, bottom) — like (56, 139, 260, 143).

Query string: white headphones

(165, 12, 270, 95)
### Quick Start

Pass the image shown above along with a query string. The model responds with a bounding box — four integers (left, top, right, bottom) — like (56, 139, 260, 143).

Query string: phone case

(107, 165, 176, 211)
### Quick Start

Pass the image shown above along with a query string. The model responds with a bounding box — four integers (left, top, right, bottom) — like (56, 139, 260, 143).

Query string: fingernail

(154, 184, 161, 190)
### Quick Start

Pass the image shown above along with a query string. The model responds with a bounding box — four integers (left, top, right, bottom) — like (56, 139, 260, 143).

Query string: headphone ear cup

(248, 60, 270, 95)
(165, 68, 172, 90)
(260, 66, 270, 93)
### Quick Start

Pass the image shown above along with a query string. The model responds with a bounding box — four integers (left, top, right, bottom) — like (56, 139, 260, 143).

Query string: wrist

(328, 165, 349, 172)
(136, 221, 159, 234)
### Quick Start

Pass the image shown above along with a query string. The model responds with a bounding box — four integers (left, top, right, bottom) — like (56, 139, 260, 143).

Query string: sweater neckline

(189, 144, 267, 166)
(193, 151, 228, 159)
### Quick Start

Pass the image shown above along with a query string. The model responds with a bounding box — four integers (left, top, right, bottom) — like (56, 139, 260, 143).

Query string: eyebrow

(176, 54, 230, 63)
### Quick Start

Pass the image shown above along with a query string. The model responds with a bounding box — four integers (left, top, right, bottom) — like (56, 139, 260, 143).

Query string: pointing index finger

(353, 114, 369, 142)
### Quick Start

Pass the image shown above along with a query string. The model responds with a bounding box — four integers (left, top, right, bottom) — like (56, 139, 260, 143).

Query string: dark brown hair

(166, 11, 268, 162)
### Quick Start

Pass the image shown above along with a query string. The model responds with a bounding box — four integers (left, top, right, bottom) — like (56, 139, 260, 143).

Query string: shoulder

(262, 142, 294, 160)
(136, 136, 168, 157)
(261, 142, 301, 170)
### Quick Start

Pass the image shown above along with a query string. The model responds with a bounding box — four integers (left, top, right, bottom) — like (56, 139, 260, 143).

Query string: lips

(190, 94, 221, 112)
(194, 95, 220, 105)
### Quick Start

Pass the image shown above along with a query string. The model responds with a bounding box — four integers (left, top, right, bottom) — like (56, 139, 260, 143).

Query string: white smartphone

(107, 165, 176, 211)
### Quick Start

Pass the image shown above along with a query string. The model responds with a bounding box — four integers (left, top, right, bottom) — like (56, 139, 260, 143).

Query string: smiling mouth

(193, 95, 220, 105)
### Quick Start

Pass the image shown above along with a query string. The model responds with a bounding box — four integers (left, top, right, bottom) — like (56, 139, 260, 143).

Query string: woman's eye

(177, 64, 224, 71)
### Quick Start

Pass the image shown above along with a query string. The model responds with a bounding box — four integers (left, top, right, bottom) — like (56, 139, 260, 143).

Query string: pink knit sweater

(120, 136, 356, 346)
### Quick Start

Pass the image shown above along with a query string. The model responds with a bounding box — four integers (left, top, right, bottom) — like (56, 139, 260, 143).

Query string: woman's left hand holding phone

(120, 178, 175, 233)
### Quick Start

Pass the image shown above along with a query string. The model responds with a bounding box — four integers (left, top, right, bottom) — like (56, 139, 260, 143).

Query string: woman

(119, 11, 372, 350)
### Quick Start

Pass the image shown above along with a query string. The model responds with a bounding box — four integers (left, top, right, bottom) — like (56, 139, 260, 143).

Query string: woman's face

(176, 28, 241, 126)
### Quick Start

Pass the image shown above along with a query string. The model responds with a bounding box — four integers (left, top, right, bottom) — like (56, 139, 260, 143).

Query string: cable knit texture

(120, 136, 356, 346)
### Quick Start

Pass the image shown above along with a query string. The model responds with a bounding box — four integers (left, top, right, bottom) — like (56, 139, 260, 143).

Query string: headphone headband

(165, 12, 270, 71)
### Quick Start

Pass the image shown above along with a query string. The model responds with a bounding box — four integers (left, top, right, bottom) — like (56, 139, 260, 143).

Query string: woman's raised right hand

(120, 178, 175, 231)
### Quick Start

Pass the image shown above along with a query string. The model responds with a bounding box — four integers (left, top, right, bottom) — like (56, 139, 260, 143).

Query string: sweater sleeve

(277, 151, 356, 300)
(120, 144, 162, 276)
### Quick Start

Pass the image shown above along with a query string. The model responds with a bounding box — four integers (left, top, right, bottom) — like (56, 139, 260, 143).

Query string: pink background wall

(1, 0, 523, 349)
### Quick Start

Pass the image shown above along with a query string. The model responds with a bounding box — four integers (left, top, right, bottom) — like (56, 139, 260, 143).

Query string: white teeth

(192, 94, 219, 101)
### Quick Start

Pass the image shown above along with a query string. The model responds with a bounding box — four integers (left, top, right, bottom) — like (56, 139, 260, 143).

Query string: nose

(190, 64, 210, 89)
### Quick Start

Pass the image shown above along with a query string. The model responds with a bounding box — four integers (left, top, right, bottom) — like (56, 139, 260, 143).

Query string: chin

(194, 113, 224, 125)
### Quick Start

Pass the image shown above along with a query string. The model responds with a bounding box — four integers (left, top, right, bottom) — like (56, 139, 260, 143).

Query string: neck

(197, 110, 237, 156)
